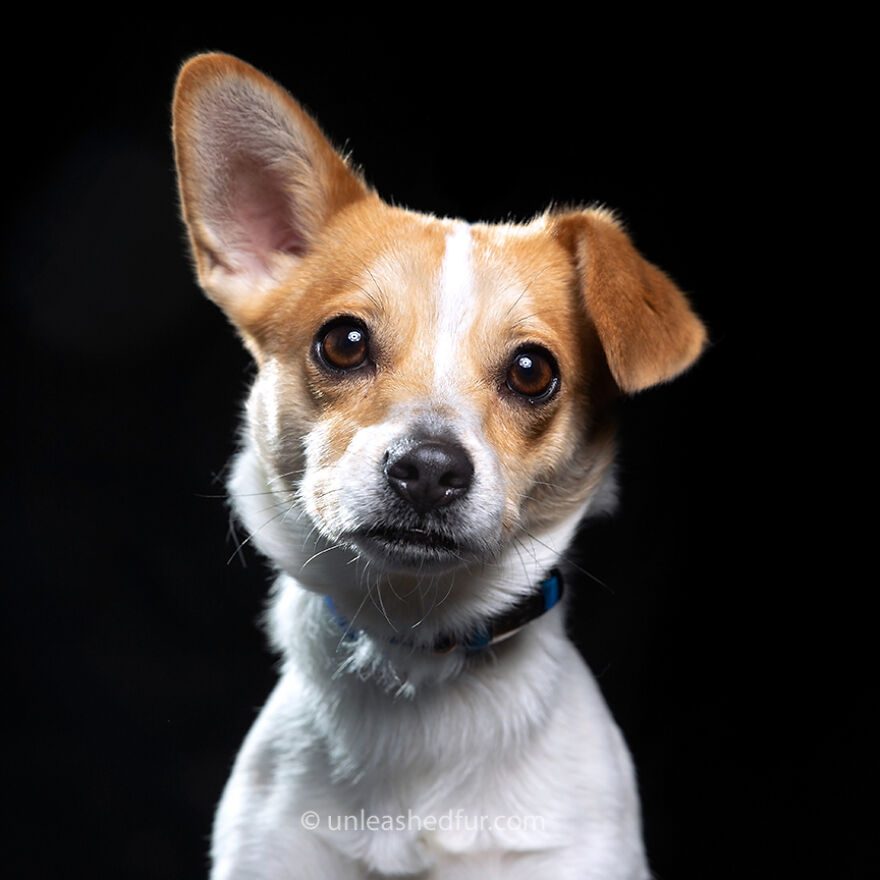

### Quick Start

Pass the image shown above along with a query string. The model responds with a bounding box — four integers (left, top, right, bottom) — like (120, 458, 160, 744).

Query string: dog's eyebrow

(362, 269, 385, 308)
(501, 267, 549, 322)
(509, 306, 574, 331)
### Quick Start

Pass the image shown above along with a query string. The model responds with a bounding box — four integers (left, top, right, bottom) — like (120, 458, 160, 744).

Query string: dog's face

(173, 55, 705, 629)
(239, 207, 617, 577)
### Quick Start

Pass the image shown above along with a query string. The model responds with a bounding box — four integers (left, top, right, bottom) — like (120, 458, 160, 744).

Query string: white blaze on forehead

(434, 222, 476, 388)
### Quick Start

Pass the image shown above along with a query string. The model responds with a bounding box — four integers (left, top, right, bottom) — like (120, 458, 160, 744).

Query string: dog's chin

(346, 525, 478, 574)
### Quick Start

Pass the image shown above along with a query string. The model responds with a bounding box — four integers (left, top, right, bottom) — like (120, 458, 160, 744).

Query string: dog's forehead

(352, 210, 578, 342)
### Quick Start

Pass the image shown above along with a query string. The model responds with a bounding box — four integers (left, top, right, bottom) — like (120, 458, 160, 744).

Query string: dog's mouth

(348, 524, 470, 571)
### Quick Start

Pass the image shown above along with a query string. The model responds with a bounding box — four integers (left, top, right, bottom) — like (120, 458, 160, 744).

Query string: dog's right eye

(316, 319, 370, 372)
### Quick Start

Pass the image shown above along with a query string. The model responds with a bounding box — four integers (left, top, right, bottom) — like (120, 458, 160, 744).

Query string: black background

(3, 22, 857, 880)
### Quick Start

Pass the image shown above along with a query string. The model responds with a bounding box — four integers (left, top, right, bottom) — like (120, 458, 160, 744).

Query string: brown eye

(506, 348, 559, 402)
(317, 319, 370, 371)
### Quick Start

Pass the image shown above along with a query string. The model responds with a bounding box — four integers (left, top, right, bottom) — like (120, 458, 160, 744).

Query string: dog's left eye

(316, 319, 370, 371)
(506, 348, 559, 402)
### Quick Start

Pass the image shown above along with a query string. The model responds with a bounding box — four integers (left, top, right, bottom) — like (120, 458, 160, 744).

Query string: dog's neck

(268, 573, 574, 699)
(323, 569, 564, 655)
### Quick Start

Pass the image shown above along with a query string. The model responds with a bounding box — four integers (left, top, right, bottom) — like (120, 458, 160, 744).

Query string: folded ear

(172, 53, 369, 312)
(554, 209, 707, 394)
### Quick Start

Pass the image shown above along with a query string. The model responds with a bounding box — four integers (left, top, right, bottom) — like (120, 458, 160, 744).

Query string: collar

(324, 569, 564, 655)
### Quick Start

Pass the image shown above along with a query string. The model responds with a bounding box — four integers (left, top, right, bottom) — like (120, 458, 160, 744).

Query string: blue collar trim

(324, 569, 564, 655)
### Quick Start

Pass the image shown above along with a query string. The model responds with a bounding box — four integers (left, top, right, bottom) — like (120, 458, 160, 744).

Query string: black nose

(384, 437, 474, 514)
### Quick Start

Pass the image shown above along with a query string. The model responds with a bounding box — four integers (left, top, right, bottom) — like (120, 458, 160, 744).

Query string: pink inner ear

(226, 163, 308, 274)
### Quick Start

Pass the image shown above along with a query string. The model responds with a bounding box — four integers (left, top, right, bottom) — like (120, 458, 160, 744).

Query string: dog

(172, 53, 706, 880)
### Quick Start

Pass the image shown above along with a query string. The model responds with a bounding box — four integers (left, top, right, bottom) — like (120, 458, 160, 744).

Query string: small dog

(173, 53, 705, 880)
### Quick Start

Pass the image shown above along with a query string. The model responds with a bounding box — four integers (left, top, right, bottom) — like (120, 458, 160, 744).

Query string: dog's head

(173, 54, 705, 639)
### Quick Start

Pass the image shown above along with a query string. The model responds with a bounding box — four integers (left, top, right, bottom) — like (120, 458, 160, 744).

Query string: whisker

(411, 575, 438, 629)
(300, 542, 347, 571)
(226, 515, 247, 568)
(336, 576, 373, 649)
(385, 575, 405, 603)
(502, 267, 548, 321)
(366, 269, 385, 304)
(511, 536, 533, 588)
(371, 578, 398, 633)
(226, 507, 289, 565)
(266, 468, 306, 487)
(510, 305, 572, 329)
(433, 574, 456, 610)
(520, 527, 615, 594)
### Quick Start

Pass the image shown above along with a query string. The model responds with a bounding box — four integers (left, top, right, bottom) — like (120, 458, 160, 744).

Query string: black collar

(324, 569, 564, 655)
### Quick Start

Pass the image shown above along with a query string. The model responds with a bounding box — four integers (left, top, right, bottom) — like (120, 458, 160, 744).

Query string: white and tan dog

(173, 53, 705, 880)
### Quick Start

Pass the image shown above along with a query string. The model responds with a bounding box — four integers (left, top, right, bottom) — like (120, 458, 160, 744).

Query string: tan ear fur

(554, 209, 706, 393)
(172, 53, 369, 310)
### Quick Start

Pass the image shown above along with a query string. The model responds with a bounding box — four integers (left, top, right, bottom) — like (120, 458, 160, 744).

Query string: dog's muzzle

(340, 429, 493, 573)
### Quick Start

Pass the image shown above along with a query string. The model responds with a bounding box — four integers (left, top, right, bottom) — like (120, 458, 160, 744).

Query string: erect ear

(553, 208, 707, 394)
(172, 53, 369, 313)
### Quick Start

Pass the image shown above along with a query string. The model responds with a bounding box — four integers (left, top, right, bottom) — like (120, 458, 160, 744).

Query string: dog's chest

(280, 645, 586, 874)
(302, 721, 573, 876)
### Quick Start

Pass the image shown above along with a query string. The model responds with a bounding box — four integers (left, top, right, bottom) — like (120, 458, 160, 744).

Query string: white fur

(433, 222, 476, 390)
(210, 435, 647, 879)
